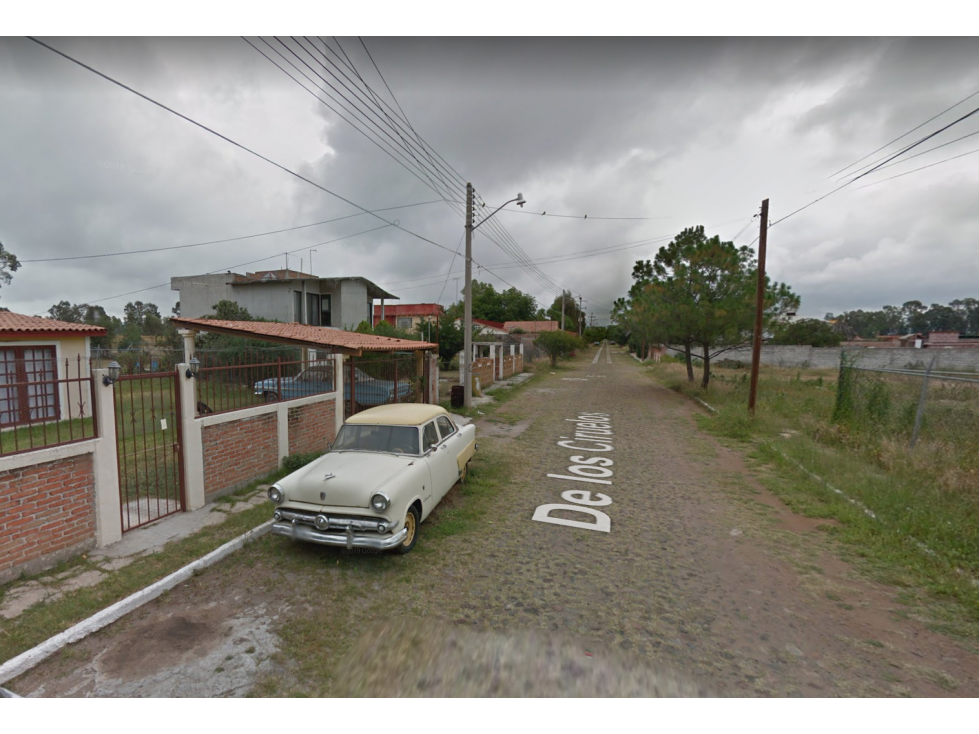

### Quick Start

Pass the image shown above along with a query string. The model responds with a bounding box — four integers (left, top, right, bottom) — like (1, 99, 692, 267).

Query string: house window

(294, 291, 303, 323)
(321, 295, 332, 327)
(306, 293, 321, 326)
(0, 346, 59, 427)
(396, 317, 413, 330)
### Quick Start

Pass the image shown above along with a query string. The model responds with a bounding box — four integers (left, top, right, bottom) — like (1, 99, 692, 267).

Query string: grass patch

(0, 467, 291, 667)
(1, 417, 96, 455)
(642, 360, 979, 632)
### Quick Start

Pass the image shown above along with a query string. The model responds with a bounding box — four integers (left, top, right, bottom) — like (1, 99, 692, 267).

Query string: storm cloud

(1, 37, 978, 323)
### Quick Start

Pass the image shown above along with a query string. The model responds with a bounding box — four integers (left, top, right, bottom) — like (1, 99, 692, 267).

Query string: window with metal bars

(0, 346, 59, 426)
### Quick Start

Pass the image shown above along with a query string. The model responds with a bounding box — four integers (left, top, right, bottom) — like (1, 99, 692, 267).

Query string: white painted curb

(0, 520, 273, 686)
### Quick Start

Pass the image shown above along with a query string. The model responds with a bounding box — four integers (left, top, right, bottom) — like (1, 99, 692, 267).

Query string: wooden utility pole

(578, 295, 584, 336)
(561, 292, 566, 330)
(748, 198, 769, 417)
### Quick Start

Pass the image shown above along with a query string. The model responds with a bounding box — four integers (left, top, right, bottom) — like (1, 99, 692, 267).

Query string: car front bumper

(271, 520, 408, 550)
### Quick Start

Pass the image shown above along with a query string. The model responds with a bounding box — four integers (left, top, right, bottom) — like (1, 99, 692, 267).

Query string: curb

(0, 520, 273, 687)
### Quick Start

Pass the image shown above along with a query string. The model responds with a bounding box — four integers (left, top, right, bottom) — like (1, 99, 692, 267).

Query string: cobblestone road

(14, 344, 979, 696)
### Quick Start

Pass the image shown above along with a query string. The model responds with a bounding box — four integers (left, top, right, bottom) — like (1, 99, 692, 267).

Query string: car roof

(346, 404, 450, 426)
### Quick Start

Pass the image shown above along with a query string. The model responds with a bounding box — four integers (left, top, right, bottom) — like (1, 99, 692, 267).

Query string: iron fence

(345, 354, 418, 418)
(196, 354, 337, 416)
(0, 353, 98, 456)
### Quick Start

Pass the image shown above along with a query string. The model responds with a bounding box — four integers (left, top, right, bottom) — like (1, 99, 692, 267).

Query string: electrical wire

(21, 199, 443, 263)
(851, 145, 979, 190)
(829, 86, 979, 179)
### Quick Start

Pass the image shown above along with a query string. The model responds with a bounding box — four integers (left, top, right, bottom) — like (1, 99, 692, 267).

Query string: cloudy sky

(2, 36, 978, 325)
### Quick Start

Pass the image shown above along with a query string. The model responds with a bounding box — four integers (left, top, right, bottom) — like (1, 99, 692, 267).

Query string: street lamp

(463, 185, 526, 409)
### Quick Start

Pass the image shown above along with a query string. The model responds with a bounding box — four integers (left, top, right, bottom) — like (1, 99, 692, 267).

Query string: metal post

(909, 353, 939, 449)
(748, 198, 769, 417)
(463, 182, 474, 409)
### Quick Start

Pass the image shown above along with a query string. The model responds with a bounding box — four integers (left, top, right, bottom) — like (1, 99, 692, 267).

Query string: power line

(829, 86, 979, 179)
(856, 127, 979, 175)
(85, 223, 393, 305)
(852, 145, 979, 190)
(767, 104, 979, 230)
(21, 199, 443, 263)
(27, 36, 463, 261)
(845, 104, 979, 185)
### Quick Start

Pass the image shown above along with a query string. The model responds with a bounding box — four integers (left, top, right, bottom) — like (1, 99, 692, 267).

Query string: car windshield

(332, 424, 419, 455)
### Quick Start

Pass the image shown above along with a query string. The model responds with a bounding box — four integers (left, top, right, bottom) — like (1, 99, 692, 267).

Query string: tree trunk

(701, 343, 711, 389)
(684, 343, 694, 382)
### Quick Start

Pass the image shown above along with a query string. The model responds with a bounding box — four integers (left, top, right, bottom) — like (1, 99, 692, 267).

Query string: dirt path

(13, 345, 979, 696)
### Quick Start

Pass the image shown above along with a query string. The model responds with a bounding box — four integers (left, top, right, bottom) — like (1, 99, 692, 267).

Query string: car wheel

(264, 391, 280, 403)
(394, 505, 420, 555)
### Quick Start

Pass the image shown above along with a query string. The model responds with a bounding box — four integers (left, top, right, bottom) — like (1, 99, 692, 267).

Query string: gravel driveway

(13, 345, 979, 696)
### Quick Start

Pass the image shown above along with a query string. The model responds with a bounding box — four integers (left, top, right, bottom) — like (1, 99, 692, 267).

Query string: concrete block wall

(0, 451, 97, 584)
(673, 345, 979, 371)
(471, 357, 495, 390)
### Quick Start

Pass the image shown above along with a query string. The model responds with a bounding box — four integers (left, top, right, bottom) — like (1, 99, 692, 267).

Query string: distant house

(452, 318, 508, 337)
(171, 270, 397, 330)
(924, 331, 979, 348)
(504, 320, 560, 334)
(374, 303, 443, 330)
(0, 312, 105, 427)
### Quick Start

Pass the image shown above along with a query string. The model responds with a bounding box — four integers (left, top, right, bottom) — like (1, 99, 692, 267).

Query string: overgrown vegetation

(643, 359, 979, 625)
(535, 330, 584, 367)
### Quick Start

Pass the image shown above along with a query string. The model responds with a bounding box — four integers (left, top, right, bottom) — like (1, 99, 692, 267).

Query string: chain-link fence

(833, 353, 979, 454)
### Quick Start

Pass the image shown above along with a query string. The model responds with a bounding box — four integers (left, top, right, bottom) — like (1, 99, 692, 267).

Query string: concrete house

(374, 303, 444, 330)
(0, 311, 106, 427)
(171, 270, 398, 330)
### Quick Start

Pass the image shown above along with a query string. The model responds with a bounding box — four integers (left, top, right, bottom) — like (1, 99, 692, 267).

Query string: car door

(422, 419, 457, 503)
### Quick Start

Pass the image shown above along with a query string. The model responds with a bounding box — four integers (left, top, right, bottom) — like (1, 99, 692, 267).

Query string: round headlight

(314, 515, 329, 531)
(370, 492, 389, 512)
(268, 486, 284, 504)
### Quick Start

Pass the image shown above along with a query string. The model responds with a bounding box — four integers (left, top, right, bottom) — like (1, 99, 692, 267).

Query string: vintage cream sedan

(268, 404, 476, 554)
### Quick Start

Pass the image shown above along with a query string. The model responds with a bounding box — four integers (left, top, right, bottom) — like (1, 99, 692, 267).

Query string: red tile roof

(0, 311, 107, 337)
(503, 320, 560, 333)
(170, 318, 436, 356)
(373, 303, 443, 318)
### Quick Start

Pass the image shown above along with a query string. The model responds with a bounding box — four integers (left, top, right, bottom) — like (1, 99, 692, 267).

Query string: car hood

(278, 451, 417, 508)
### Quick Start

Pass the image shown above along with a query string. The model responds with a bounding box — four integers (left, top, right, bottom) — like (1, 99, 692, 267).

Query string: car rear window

(333, 424, 419, 454)
(436, 416, 456, 440)
(423, 422, 439, 452)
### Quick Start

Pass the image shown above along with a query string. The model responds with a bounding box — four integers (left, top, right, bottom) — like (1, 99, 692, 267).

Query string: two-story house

(171, 270, 398, 329)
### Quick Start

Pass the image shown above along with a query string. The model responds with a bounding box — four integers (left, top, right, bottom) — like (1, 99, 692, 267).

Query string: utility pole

(748, 198, 769, 417)
(463, 183, 474, 409)
(578, 295, 584, 337)
(561, 292, 566, 330)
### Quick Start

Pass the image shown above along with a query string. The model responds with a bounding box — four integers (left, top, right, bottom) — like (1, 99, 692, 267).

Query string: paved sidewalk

(0, 488, 269, 621)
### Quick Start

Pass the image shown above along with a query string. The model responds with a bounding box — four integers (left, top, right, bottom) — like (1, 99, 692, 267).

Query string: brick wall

(0, 453, 96, 582)
(288, 400, 337, 456)
(472, 357, 495, 391)
(514, 354, 524, 374)
(202, 413, 278, 499)
(502, 355, 515, 378)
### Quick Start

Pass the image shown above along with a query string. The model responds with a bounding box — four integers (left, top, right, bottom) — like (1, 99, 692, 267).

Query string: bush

(282, 452, 322, 473)
(535, 330, 584, 367)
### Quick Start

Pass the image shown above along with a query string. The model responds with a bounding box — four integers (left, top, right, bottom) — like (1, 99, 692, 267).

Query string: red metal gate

(114, 371, 185, 532)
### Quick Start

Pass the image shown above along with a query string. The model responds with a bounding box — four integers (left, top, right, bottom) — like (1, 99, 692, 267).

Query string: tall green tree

(616, 225, 798, 388)
(0, 241, 19, 297)
(548, 290, 585, 333)
(444, 280, 538, 323)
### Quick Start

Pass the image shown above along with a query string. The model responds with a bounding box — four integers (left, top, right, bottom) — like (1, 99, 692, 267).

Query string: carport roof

(169, 318, 436, 357)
